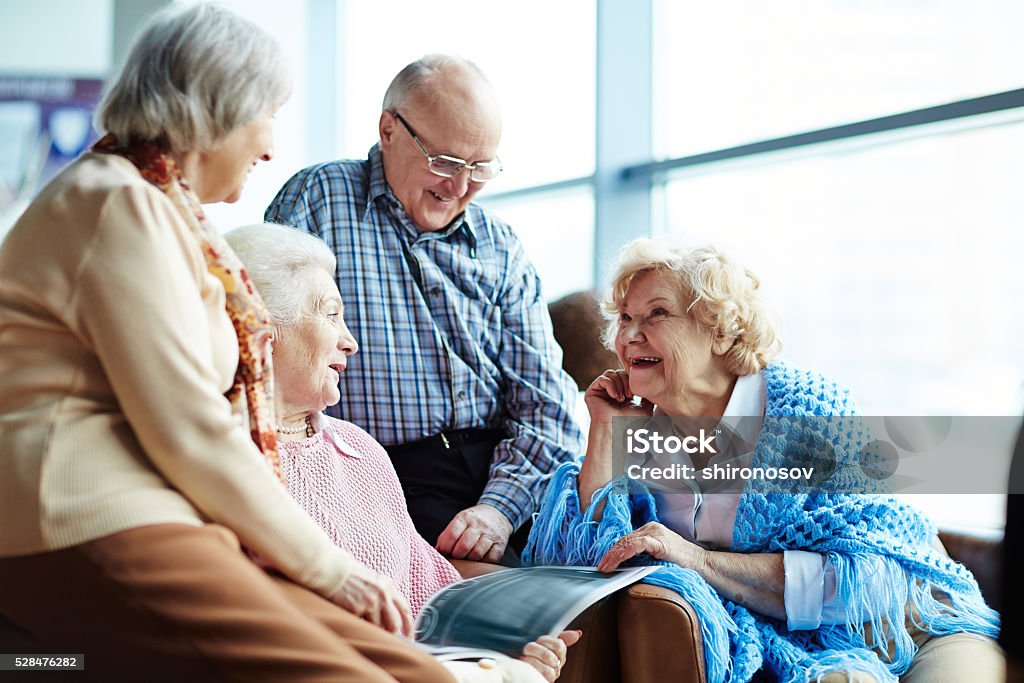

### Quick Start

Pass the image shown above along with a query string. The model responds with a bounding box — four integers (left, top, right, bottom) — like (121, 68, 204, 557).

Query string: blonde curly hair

(602, 239, 781, 376)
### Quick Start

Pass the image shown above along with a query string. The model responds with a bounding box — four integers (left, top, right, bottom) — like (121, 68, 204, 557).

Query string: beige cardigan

(0, 153, 356, 601)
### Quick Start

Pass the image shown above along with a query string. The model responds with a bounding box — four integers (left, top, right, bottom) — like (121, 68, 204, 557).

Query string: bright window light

(656, 0, 1024, 158)
(480, 187, 595, 302)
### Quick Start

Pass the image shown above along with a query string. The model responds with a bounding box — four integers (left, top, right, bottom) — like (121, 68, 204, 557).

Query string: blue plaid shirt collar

(364, 143, 478, 249)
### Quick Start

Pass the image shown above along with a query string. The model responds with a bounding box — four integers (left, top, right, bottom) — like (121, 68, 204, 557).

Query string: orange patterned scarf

(93, 134, 285, 484)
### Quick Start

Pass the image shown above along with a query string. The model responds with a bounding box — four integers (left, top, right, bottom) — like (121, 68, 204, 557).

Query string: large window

(661, 119, 1024, 416)
(656, 0, 1024, 158)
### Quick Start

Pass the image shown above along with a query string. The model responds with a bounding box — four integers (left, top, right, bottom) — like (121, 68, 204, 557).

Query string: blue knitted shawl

(525, 362, 999, 683)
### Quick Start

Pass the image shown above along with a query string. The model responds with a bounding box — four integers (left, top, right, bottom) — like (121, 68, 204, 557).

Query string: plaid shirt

(265, 144, 584, 528)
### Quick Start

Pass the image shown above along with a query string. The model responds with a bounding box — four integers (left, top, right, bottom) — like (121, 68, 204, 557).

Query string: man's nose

(443, 169, 472, 198)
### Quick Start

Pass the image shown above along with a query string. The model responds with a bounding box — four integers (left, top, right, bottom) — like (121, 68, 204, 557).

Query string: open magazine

(413, 565, 659, 661)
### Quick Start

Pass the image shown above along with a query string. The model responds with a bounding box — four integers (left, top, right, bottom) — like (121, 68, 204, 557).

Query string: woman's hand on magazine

(330, 562, 413, 636)
(520, 630, 582, 682)
(596, 522, 706, 573)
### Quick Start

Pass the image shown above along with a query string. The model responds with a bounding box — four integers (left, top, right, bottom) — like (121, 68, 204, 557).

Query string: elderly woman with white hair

(526, 239, 1002, 682)
(0, 5, 451, 682)
(224, 222, 580, 683)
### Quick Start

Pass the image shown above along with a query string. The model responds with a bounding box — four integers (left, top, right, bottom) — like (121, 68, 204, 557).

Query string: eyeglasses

(392, 111, 503, 183)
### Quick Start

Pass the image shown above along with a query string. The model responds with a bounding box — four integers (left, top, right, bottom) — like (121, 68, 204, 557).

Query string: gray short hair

(224, 223, 336, 329)
(96, 2, 290, 154)
(603, 239, 782, 376)
(382, 54, 488, 112)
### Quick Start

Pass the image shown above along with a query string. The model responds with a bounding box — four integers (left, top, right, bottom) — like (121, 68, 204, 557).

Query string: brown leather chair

(543, 582, 703, 683)
(548, 290, 618, 393)
(617, 583, 705, 683)
(939, 528, 1002, 611)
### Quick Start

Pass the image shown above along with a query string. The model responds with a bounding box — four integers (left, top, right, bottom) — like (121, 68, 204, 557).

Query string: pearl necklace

(276, 415, 314, 436)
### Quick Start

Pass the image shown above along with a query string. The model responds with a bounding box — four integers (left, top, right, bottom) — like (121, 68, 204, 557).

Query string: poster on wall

(0, 77, 104, 235)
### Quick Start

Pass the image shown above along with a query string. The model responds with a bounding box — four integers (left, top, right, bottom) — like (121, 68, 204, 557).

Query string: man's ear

(379, 110, 396, 149)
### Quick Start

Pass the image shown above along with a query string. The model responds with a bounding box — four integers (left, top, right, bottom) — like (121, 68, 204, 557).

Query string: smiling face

(193, 110, 275, 204)
(272, 269, 358, 417)
(378, 77, 502, 232)
(614, 269, 730, 411)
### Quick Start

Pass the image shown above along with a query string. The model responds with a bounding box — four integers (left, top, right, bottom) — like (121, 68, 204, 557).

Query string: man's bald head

(382, 55, 502, 135)
(378, 55, 503, 233)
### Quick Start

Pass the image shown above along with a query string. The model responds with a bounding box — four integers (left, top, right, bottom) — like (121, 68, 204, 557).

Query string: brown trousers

(0, 523, 455, 683)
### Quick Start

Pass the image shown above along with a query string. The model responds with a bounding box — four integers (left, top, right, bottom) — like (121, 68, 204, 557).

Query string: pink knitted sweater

(277, 415, 462, 616)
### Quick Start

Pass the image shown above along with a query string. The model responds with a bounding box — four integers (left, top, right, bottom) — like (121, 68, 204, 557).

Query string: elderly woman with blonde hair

(224, 222, 580, 683)
(0, 5, 451, 682)
(526, 238, 1002, 682)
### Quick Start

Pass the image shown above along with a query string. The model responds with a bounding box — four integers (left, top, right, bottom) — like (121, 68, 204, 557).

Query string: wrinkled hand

(521, 630, 582, 682)
(584, 369, 655, 425)
(330, 562, 413, 636)
(597, 522, 707, 573)
(436, 504, 513, 563)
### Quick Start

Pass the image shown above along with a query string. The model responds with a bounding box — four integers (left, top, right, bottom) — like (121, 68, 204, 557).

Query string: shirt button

(430, 286, 441, 296)
(458, 390, 467, 400)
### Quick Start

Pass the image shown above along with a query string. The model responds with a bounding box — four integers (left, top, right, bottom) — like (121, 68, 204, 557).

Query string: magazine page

(414, 565, 658, 657)
(415, 643, 511, 662)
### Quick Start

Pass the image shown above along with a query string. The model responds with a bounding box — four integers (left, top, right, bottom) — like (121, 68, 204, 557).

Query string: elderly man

(266, 55, 583, 565)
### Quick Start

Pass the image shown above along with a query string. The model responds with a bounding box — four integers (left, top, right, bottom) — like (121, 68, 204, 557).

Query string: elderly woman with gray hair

(526, 239, 1002, 682)
(0, 5, 451, 682)
(224, 222, 580, 683)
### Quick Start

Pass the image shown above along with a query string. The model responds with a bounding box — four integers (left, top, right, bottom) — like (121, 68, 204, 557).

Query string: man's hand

(435, 504, 513, 563)
(330, 562, 414, 636)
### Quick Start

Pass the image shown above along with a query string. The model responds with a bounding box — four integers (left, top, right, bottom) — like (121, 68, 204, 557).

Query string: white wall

(0, 0, 113, 77)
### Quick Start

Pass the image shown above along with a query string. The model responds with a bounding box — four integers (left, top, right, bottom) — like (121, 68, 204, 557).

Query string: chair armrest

(450, 558, 507, 580)
(938, 529, 1003, 610)
(559, 594, 620, 683)
(618, 584, 706, 683)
